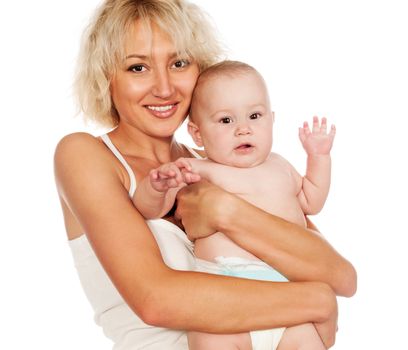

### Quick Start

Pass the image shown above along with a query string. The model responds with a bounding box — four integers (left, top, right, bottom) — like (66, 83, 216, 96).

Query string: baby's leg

(188, 331, 252, 350)
(277, 323, 325, 350)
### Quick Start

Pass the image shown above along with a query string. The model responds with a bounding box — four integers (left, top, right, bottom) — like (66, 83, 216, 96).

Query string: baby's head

(188, 60, 274, 168)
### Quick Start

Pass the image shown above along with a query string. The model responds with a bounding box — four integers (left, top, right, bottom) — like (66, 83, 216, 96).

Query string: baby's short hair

(197, 60, 257, 83)
(190, 60, 259, 122)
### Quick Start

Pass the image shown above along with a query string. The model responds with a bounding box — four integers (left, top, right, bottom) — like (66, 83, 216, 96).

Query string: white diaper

(250, 328, 286, 350)
(195, 257, 287, 350)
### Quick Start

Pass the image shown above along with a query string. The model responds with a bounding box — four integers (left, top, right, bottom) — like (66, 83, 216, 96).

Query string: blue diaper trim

(221, 269, 288, 282)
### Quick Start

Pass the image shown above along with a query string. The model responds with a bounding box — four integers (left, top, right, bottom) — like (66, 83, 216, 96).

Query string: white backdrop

(1, 1, 407, 349)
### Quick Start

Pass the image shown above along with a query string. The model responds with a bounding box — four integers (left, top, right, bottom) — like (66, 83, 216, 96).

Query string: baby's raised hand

(149, 158, 201, 193)
(299, 116, 336, 155)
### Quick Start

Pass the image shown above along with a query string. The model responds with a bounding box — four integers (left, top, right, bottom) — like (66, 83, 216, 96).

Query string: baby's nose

(235, 123, 252, 136)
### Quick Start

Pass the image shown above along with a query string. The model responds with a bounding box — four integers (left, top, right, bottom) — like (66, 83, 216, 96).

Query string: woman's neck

(109, 124, 185, 164)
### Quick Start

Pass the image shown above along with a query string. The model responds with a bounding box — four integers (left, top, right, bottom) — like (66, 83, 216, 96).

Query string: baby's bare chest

(224, 159, 297, 194)
(208, 157, 305, 225)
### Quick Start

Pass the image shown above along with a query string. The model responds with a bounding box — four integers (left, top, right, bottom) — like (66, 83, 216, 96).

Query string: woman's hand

(314, 287, 338, 349)
(176, 180, 356, 297)
(175, 180, 235, 241)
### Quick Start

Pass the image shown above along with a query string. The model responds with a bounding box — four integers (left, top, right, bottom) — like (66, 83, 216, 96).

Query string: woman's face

(110, 20, 200, 138)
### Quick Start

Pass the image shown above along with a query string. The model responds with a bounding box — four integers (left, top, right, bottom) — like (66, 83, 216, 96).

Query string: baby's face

(190, 72, 274, 168)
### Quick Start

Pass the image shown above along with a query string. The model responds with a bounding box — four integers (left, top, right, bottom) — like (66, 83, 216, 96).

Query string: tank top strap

(185, 145, 203, 159)
(100, 134, 137, 198)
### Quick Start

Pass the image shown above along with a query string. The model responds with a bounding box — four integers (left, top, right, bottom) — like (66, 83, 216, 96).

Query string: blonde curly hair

(74, 0, 224, 128)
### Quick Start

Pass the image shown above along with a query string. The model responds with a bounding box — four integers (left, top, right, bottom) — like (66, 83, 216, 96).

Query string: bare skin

(55, 133, 340, 348)
(176, 181, 356, 297)
(176, 181, 355, 348)
(132, 68, 338, 349)
(55, 19, 356, 350)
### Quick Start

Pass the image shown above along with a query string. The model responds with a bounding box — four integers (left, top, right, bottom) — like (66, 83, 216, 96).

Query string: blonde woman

(54, 1, 356, 349)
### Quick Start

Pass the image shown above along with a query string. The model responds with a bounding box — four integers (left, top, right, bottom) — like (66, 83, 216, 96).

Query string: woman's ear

(187, 120, 204, 147)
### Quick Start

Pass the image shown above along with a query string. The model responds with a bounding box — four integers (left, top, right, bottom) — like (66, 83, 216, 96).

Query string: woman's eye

(219, 117, 232, 124)
(249, 113, 261, 120)
(128, 65, 146, 73)
(172, 59, 190, 69)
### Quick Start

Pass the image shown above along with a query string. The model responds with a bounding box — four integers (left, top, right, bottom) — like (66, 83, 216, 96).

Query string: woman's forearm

(175, 181, 356, 297)
(140, 267, 336, 335)
(218, 196, 357, 297)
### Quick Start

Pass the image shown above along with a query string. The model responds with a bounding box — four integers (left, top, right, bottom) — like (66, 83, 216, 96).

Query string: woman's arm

(54, 134, 337, 348)
(175, 181, 357, 298)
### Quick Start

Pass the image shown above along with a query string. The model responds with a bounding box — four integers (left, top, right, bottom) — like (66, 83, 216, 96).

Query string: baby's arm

(297, 116, 336, 215)
(133, 159, 201, 219)
(186, 158, 252, 192)
(134, 157, 241, 220)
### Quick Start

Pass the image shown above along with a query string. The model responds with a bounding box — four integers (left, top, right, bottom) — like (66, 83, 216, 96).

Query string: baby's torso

(205, 153, 306, 226)
(193, 153, 306, 262)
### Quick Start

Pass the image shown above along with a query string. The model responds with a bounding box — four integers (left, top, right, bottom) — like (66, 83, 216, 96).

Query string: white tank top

(68, 134, 202, 349)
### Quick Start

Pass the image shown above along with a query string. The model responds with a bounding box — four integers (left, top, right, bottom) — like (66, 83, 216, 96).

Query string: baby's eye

(219, 117, 233, 124)
(249, 113, 261, 120)
(172, 59, 190, 69)
(128, 64, 146, 73)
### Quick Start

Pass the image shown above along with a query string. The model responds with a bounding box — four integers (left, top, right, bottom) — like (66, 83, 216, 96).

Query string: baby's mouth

(235, 143, 253, 150)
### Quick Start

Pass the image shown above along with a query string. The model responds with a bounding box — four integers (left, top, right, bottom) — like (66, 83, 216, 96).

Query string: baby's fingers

(165, 178, 180, 188)
(320, 117, 328, 134)
(149, 169, 160, 181)
(299, 127, 306, 143)
(157, 171, 183, 188)
(157, 164, 183, 184)
(299, 121, 311, 141)
(303, 121, 312, 135)
(183, 171, 201, 184)
(312, 116, 320, 133)
(175, 157, 193, 172)
(157, 167, 177, 179)
(329, 124, 336, 139)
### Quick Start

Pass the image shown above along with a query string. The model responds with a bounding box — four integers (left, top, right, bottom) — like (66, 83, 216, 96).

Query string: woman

(54, 0, 356, 349)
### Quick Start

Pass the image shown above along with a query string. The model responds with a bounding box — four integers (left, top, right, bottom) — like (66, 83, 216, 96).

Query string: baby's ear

(187, 120, 204, 147)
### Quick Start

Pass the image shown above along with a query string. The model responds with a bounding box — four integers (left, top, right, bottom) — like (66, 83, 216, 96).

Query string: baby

(133, 61, 336, 350)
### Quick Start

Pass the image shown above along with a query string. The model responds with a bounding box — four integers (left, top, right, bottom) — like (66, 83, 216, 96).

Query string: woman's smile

(145, 103, 179, 118)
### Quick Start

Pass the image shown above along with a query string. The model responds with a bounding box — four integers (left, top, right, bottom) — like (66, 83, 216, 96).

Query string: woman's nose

(152, 69, 175, 99)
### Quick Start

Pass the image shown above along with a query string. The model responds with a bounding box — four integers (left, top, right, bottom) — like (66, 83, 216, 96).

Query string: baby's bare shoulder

(267, 152, 293, 168)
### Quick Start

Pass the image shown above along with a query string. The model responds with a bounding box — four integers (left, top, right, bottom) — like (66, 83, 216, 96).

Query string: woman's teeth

(147, 105, 174, 112)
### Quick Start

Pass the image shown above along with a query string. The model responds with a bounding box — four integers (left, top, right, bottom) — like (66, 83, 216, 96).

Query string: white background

(1, 0, 407, 349)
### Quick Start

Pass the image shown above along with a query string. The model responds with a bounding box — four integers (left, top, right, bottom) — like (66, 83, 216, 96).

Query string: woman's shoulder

(54, 132, 114, 180)
(55, 132, 100, 151)
(54, 132, 127, 202)
(54, 132, 107, 161)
